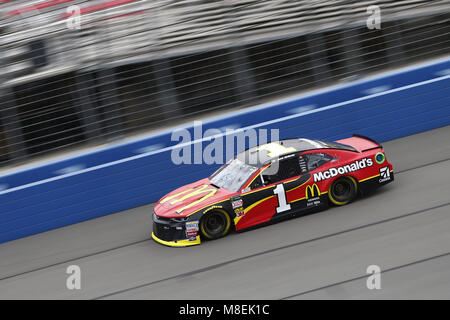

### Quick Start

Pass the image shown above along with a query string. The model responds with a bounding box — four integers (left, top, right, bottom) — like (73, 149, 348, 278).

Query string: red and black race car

(152, 134, 394, 247)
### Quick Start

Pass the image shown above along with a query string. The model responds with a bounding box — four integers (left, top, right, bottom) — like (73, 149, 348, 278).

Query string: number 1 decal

(273, 184, 291, 213)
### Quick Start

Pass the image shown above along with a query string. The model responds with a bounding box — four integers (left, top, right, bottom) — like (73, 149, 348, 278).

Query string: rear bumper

(358, 167, 394, 195)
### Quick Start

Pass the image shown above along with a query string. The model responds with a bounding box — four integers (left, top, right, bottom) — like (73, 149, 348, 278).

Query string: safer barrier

(0, 57, 449, 243)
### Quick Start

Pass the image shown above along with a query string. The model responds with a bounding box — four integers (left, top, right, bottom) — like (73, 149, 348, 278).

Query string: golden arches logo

(160, 185, 218, 214)
(305, 184, 321, 199)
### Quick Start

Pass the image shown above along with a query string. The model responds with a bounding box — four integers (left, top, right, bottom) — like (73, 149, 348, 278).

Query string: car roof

(236, 138, 356, 167)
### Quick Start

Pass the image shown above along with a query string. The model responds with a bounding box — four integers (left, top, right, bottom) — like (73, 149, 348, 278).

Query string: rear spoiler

(353, 134, 383, 152)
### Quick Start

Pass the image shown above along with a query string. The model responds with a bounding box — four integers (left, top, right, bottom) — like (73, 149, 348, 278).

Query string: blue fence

(0, 57, 449, 243)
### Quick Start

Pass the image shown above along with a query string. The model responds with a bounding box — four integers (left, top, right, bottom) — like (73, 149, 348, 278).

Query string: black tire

(199, 210, 232, 240)
(328, 176, 358, 206)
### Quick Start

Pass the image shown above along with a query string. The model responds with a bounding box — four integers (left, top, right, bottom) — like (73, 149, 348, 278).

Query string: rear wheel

(199, 210, 232, 240)
(328, 176, 358, 206)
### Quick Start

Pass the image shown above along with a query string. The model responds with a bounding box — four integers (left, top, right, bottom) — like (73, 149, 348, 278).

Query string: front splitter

(151, 232, 201, 247)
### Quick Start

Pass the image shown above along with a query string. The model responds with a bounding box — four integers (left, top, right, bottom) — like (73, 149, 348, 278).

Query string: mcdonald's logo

(160, 185, 218, 214)
(306, 184, 321, 199)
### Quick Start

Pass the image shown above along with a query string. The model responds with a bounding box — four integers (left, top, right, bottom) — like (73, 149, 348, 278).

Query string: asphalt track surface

(0, 126, 449, 299)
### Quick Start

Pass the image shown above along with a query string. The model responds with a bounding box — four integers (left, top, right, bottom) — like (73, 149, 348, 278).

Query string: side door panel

(284, 173, 313, 212)
(301, 151, 341, 208)
(235, 152, 337, 230)
(237, 184, 279, 230)
(235, 156, 303, 230)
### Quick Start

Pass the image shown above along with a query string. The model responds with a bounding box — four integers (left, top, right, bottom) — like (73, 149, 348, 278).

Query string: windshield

(209, 158, 258, 192)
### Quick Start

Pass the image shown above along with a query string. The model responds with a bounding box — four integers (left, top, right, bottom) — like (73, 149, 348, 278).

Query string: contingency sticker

(186, 221, 199, 237)
(231, 199, 243, 209)
(379, 166, 391, 183)
(231, 196, 245, 217)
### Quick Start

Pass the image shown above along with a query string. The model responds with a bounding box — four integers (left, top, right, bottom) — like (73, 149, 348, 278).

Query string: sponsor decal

(306, 184, 321, 207)
(186, 221, 199, 237)
(299, 155, 308, 173)
(278, 153, 296, 161)
(204, 205, 223, 214)
(160, 185, 218, 214)
(379, 166, 391, 183)
(186, 221, 199, 229)
(231, 199, 243, 209)
(234, 207, 245, 217)
(186, 232, 198, 237)
(313, 158, 373, 182)
(231, 195, 245, 217)
(241, 187, 251, 194)
(307, 197, 321, 207)
(305, 184, 321, 199)
(375, 152, 386, 164)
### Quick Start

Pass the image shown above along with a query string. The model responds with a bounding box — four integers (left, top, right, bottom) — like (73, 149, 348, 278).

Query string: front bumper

(152, 214, 201, 247)
(151, 232, 201, 247)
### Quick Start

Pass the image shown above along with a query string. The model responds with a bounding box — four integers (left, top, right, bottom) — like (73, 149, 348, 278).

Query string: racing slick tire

(328, 176, 358, 206)
(199, 209, 232, 240)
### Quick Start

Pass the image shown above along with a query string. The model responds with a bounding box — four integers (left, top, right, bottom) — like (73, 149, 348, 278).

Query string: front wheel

(199, 210, 232, 240)
(328, 176, 358, 206)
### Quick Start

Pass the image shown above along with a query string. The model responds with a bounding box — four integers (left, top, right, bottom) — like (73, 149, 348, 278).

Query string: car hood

(154, 178, 234, 218)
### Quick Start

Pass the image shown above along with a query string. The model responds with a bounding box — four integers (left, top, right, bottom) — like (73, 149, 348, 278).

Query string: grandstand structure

(0, 0, 449, 165)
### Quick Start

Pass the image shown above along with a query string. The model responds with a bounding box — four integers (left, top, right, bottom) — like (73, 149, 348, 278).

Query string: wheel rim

(204, 212, 226, 235)
(329, 177, 357, 205)
(332, 180, 351, 201)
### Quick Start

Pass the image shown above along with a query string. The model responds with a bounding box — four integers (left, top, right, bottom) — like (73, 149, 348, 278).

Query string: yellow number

(256, 143, 296, 158)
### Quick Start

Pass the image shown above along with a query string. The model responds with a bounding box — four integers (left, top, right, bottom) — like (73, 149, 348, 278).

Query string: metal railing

(0, 0, 449, 166)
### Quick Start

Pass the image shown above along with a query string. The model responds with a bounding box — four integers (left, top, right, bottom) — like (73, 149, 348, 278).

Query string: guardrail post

(341, 28, 365, 76)
(143, 1, 183, 120)
(62, 26, 104, 142)
(306, 32, 332, 82)
(73, 71, 103, 141)
(152, 58, 182, 119)
(229, 46, 257, 103)
(385, 21, 406, 64)
(0, 89, 28, 162)
(223, 0, 257, 104)
(0, 42, 28, 162)
(96, 67, 124, 137)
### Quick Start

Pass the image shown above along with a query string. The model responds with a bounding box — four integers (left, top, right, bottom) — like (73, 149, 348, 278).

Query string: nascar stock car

(152, 134, 394, 247)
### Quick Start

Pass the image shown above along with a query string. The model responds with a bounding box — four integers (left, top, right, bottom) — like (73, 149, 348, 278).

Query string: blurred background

(0, 0, 449, 168)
